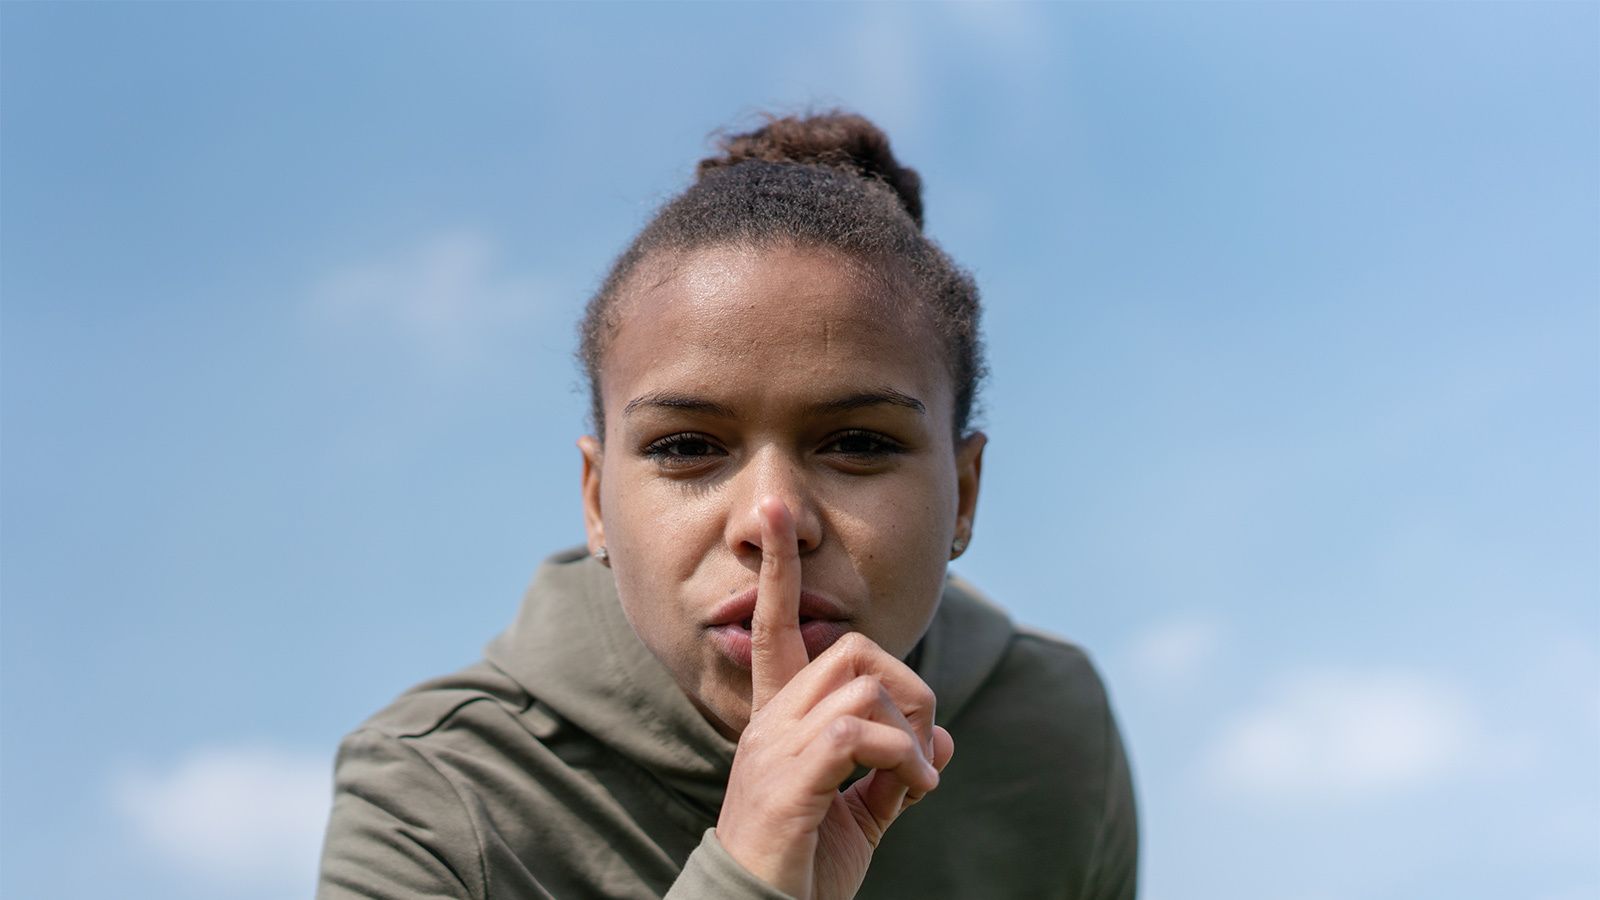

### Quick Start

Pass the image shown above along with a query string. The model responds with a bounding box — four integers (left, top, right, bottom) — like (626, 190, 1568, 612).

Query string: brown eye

(822, 430, 904, 457)
(642, 433, 726, 469)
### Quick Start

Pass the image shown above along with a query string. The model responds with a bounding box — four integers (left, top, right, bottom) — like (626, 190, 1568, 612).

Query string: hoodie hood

(483, 547, 1016, 817)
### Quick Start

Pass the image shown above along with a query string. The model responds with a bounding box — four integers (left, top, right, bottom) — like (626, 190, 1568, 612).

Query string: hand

(715, 496, 957, 900)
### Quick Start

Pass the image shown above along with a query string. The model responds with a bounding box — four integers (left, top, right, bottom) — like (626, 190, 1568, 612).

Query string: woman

(317, 111, 1138, 899)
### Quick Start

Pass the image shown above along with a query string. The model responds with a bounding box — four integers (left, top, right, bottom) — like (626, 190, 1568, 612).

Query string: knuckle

(816, 631, 864, 666)
(847, 673, 882, 705)
(827, 715, 863, 746)
(837, 630, 874, 658)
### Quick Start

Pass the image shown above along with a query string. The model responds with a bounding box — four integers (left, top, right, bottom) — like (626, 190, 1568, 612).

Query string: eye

(642, 432, 727, 470)
(821, 429, 906, 459)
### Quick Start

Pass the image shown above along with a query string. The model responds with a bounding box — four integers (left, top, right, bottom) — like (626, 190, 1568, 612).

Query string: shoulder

(329, 658, 554, 833)
(885, 584, 1140, 897)
(934, 574, 1115, 740)
(319, 662, 540, 900)
(980, 626, 1140, 899)
(931, 575, 1125, 792)
(329, 660, 539, 798)
(951, 620, 1121, 779)
(350, 659, 533, 742)
(998, 626, 1114, 724)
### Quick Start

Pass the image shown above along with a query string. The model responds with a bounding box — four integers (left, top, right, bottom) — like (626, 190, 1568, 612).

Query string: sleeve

(316, 729, 492, 900)
(1081, 699, 1139, 900)
(665, 830, 796, 900)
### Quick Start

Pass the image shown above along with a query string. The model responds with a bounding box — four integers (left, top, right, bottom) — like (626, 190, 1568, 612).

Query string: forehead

(602, 245, 950, 418)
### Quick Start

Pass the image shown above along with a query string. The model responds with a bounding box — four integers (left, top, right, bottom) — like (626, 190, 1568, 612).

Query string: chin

(690, 685, 750, 740)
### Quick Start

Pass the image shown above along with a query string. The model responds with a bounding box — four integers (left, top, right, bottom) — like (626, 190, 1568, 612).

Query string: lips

(705, 587, 852, 669)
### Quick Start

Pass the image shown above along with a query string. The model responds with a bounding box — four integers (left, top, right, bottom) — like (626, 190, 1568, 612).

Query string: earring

(950, 537, 968, 559)
(594, 545, 609, 564)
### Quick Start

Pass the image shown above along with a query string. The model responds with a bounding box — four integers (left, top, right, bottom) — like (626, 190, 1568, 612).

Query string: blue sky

(3, 3, 1595, 899)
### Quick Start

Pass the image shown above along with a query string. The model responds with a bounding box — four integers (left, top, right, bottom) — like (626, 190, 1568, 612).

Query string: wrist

(714, 822, 811, 899)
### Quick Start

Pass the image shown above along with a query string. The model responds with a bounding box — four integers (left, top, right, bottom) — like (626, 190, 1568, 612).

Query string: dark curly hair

(578, 111, 985, 439)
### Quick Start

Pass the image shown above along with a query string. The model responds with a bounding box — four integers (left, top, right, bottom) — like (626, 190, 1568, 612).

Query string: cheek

(827, 468, 958, 636)
(832, 465, 959, 548)
(600, 465, 723, 639)
(607, 476, 724, 567)
(608, 546, 703, 677)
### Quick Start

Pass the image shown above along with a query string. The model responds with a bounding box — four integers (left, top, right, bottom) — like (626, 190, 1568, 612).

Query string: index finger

(750, 495, 809, 713)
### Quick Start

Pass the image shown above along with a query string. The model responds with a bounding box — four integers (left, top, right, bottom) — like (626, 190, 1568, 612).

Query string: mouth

(705, 588, 853, 670)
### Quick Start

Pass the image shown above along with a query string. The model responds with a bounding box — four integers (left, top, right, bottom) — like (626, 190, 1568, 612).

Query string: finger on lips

(750, 496, 808, 713)
(746, 493, 945, 800)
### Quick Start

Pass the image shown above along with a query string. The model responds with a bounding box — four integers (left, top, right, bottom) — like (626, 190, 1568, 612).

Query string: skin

(578, 243, 984, 899)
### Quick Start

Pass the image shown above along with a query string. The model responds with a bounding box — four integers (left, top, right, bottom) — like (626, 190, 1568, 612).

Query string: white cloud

(1202, 668, 1496, 804)
(308, 229, 550, 363)
(112, 744, 332, 892)
(1127, 615, 1224, 685)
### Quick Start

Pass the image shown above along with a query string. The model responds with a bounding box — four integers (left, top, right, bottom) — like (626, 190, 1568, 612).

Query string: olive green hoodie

(317, 549, 1137, 899)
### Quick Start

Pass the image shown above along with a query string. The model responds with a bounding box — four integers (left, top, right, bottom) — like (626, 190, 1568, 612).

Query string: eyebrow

(622, 388, 926, 418)
(812, 389, 926, 416)
(623, 392, 738, 418)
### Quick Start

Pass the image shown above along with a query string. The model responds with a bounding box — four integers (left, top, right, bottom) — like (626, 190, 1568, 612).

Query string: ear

(952, 431, 986, 558)
(578, 435, 606, 555)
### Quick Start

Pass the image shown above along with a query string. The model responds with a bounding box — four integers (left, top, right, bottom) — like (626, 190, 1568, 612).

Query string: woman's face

(579, 244, 984, 738)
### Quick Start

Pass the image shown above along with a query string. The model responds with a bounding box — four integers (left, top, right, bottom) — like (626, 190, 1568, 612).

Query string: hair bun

(698, 111, 925, 228)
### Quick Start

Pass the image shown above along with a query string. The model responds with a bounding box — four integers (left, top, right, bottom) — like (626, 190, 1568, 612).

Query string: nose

(725, 447, 823, 559)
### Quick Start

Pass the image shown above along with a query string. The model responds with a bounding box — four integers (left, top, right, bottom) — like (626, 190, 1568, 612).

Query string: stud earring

(594, 545, 609, 564)
(950, 537, 968, 559)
